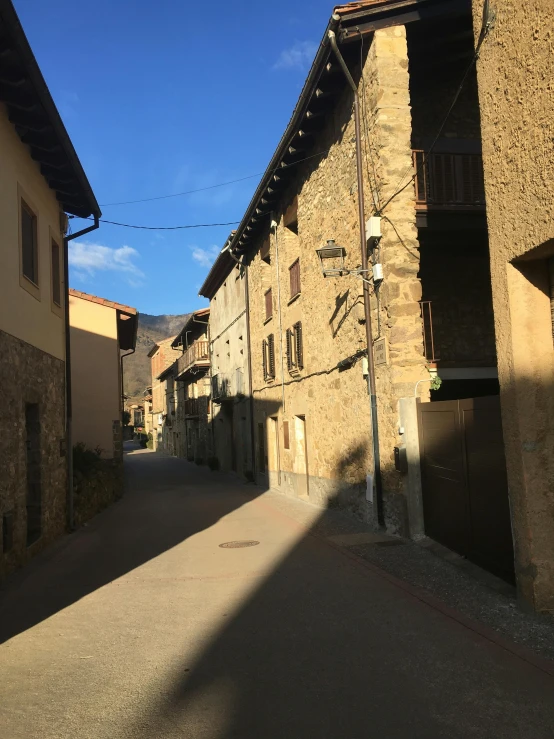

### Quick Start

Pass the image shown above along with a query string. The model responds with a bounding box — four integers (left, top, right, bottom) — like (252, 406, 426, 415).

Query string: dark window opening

(286, 321, 304, 373)
(21, 200, 38, 285)
(263, 334, 276, 381)
(25, 403, 41, 546)
(261, 237, 271, 265)
(284, 197, 298, 234)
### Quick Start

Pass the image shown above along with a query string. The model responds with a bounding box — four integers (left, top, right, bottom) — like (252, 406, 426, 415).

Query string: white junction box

(366, 216, 381, 239)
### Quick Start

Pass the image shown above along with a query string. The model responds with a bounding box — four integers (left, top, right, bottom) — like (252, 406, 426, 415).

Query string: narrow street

(1, 445, 553, 739)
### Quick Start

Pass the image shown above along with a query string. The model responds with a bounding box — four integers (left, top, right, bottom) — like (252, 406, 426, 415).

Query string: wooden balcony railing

(184, 398, 200, 417)
(413, 150, 485, 209)
(177, 340, 209, 377)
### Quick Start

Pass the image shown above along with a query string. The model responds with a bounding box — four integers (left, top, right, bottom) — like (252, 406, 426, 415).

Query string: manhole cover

(219, 540, 260, 549)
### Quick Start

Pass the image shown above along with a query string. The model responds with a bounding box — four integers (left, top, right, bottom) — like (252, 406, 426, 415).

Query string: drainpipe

(328, 29, 384, 527)
(63, 214, 100, 530)
(272, 219, 286, 415)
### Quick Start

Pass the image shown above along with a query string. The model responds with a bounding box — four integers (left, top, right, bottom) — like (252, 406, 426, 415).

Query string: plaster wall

(0, 103, 65, 361)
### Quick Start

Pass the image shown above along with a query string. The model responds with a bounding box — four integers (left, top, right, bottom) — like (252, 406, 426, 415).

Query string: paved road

(1, 445, 554, 738)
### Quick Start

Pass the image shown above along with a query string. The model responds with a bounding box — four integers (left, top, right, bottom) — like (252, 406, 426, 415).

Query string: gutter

(328, 29, 384, 527)
(63, 214, 100, 530)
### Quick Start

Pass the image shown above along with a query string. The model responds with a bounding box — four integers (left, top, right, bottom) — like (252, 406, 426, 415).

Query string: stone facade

(472, 0, 554, 611)
(149, 336, 181, 452)
(205, 262, 253, 477)
(246, 27, 428, 532)
(0, 329, 67, 579)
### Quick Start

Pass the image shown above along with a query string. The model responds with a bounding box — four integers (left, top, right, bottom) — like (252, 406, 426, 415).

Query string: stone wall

(472, 0, 554, 612)
(247, 27, 428, 533)
(0, 329, 67, 579)
(73, 455, 123, 528)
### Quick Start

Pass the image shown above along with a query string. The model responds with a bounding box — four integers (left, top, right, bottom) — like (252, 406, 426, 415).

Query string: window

(283, 421, 290, 450)
(21, 199, 38, 285)
(284, 197, 298, 234)
(289, 259, 300, 299)
(262, 333, 275, 381)
(286, 321, 304, 373)
(51, 240, 61, 307)
(261, 237, 271, 264)
(265, 287, 273, 321)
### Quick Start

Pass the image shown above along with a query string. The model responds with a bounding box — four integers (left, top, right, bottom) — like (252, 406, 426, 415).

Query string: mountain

(123, 313, 191, 400)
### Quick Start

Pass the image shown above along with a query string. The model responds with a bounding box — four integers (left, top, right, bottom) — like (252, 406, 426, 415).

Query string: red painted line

(245, 489, 554, 680)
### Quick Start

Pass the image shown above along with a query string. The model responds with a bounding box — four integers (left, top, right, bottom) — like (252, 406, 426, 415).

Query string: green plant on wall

(430, 375, 442, 391)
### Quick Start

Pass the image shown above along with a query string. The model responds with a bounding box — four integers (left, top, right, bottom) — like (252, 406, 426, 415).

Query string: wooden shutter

(283, 421, 290, 450)
(262, 339, 268, 380)
(286, 328, 293, 372)
(268, 334, 275, 378)
(289, 259, 300, 298)
(265, 288, 273, 320)
(294, 321, 303, 369)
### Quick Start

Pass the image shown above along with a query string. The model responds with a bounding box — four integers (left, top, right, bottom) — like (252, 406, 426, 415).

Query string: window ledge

(263, 316, 273, 325)
(288, 292, 301, 306)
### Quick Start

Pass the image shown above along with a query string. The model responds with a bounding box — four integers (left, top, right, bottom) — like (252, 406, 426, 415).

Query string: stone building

(199, 239, 253, 477)
(217, 0, 511, 578)
(0, 0, 100, 577)
(170, 309, 212, 464)
(148, 336, 180, 452)
(471, 0, 554, 611)
(69, 289, 138, 459)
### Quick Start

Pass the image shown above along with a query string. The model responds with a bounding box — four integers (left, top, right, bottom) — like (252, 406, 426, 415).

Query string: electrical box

(366, 216, 381, 239)
(394, 445, 408, 474)
(372, 263, 384, 282)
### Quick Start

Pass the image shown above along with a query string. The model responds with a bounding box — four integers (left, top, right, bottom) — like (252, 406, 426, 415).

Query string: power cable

(375, 4, 493, 216)
(99, 148, 333, 207)
(70, 216, 240, 231)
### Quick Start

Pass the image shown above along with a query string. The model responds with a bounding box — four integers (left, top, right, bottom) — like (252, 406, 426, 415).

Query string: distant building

(148, 336, 181, 452)
(199, 239, 253, 477)
(171, 309, 212, 464)
(69, 290, 138, 459)
(0, 0, 100, 577)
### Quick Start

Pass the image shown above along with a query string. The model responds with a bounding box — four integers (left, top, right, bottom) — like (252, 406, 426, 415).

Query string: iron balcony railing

(413, 150, 485, 209)
(184, 398, 199, 417)
(177, 340, 209, 377)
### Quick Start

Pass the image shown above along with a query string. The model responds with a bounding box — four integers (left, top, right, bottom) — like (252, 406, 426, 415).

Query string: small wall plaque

(374, 337, 387, 366)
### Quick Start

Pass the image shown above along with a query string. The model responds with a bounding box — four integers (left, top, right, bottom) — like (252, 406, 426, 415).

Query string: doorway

(268, 417, 280, 487)
(293, 415, 309, 500)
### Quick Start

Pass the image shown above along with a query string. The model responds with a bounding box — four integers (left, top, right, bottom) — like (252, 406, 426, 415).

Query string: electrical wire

(99, 147, 334, 207)
(71, 217, 240, 231)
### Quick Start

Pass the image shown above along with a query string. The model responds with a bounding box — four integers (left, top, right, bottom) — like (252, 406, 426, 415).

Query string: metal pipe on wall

(328, 29, 384, 526)
(63, 215, 100, 530)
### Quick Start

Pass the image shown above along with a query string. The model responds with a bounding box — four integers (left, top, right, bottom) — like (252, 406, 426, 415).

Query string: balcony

(184, 398, 200, 417)
(176, 340, 210, 378)
(413, 151, 485, 211)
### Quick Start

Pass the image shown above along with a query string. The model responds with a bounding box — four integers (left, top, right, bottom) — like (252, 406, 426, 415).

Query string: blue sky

(15, 0, 335, 315)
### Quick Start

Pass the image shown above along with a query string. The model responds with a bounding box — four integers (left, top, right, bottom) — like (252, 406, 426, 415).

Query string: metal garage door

(418, 396, 514, 581)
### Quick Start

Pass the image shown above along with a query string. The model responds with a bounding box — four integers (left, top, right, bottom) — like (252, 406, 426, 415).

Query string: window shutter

(268, 334, 275, 378)
(286, 328, 293, 372)
(262, 339, 267, 380)
(289, 259, 300, 298)
(294, 321, 303, 370)
(265, 288, 273, 320)
(283, 421, 290, 450)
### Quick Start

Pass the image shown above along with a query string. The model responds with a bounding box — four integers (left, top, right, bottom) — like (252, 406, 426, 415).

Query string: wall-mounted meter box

(366, 216, 381, 239)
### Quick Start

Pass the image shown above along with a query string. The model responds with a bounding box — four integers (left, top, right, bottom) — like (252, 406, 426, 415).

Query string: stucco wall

(247, 27, 428, 532)
(472, 0, 554, 611)
(69, 296, 121, 458)
(0, 103, 65, 361)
